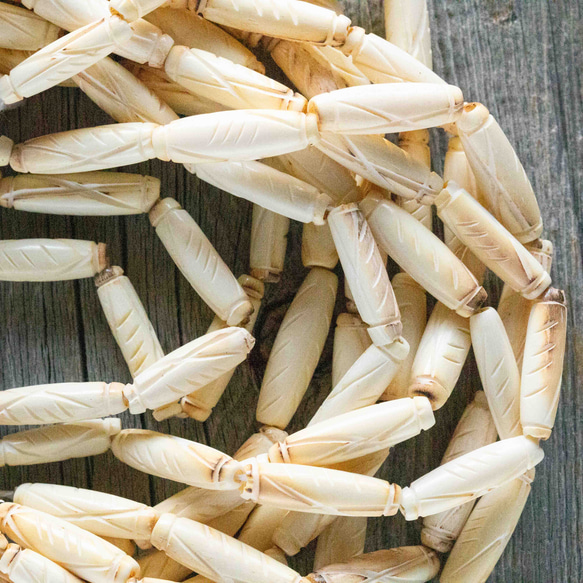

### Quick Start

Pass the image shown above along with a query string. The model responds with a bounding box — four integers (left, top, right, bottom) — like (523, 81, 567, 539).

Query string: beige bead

(0, 3, 61, 51)
(331, 313, 371, 387)
(250, 207, 289, 282)
(268, 397, 434, 467)
(138, 550, 191, 581)
(313, 516, 367, 570)
(0, 49, 35, 77)
(470, 308, 522, 440)
(109, 0, 167, 21)
(440, 471, 534, 583)
(0, 238, 107, 282)
(21, 0, 110, 30)
(257, 268, 337, 429)
(237, 505, 290, 552)
(96, 267, 164, 378)
(361, 189, 486, 317)
(0, 502, 139, 583)
(400, 436, 543, 520)
(435, 182, 551, 299)
(309, 83, 462, 135)
(520, 288, 567, 440)
(308, 546, 440, 583)
(203, 499, 256, 538)
(233, 425, 290, 462)
(14, 483, 158, 541)
(0, 17, 133, 105)
(385, 0, 433, 69)
(150, 513, 305, 583)
(103, 538, 136, 556)
(113, 19, 175, 68)
(421, 392, 497, 553)
(0, 418, 120, 467)
(457, 102, 543, 243)
(301, 223, 338, 270)
(316, 45, 371, 87)
(0, 136, 14, 168)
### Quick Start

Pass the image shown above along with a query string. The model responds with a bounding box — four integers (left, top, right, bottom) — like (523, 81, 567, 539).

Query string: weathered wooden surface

(0, 1, 581, 581)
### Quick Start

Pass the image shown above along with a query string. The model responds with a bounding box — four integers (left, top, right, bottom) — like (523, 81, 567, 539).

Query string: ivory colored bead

(307, 546, 440, 583)
(436, 182, 551, 299)
(385, 0, 433, 69)
(313, 515, 367, 570)
(111, 429, 243, 490)
(520, 288, 567, 440)
(457, 102, 543, 243)
(421, 392, 497, 553)
(0, 3, 60, 51)
(0, 239, 106, 282)
(150, 513, 305, 583)
(249, 206, 289, 282)
(470, 308, 522, 440)
(104, 538, 136, 556)
(308, 83, 462, 135)
(0, 17, 133, 105)
(310, 338, 409, 425)
(96, 267, 163, 378)
(199, 499, 256, 538)
(112, 19, 174, 68)
(257, 268, 337, 429)
(138, 550, 191, 581)
(400, 436, 543, 520)
(268, 397, 434, 467)
(301, 223, 338, 269)
(0, 503, 139, 583)
(0, 418, 120, 466)
(0, 50, 34, 77)
(332, 313, 371, 386)
(316, 45, 371, 87)
(440, 471, 534, 583)
(14, 484, 158, 541)
(237, 505, 290, 552)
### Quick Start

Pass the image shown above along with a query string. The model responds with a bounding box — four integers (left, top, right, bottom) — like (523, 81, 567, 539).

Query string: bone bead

(307, 546, 440, 583)
(332, 313, 371, 387)
(400, 435, 543, 520)
(385, 0, 433, 69)
(470, 308, 522, 440)
(0, 17, 133, 105)
(0, 3, 61, 51)
(240, 457, 400, 517)
(257, 268, 337, 429)
(199, 499, 256, 538)
(301, 223, 338, 269)
(316, 45, 372, 87)
(112, 19, 174, 68)
(96, 267, 163, 378)
(0, 49, 35, 77)
(250, 206, 289, 282)
(421, 392, 498, 553)
(436, 182, 551, 299)
(0, 503, 140, 583)
(237, 505, 289, 552)
(457, 102, 543, 243)
(0, 543, 85, 583)
(111, 429, 243, 490)
(138, 550, 191, 581)
(440, 471, 533, 583)
(180, 275, 263, 421)
(150, 513, 305, 583)
(313, 516, 367, 570)
(309, 83, 462, 135)
(268, 397, 434, 467)
(104, 538, 136, 556)
(520, 288, 567, 440)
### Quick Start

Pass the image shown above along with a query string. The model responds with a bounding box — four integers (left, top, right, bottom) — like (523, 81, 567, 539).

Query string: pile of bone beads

(0, 0, 567, 582)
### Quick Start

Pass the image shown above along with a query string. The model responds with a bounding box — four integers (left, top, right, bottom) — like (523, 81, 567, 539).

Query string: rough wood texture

(0, 1, 580, 581)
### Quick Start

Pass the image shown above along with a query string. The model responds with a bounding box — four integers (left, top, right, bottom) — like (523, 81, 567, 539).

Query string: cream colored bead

(0, 171, 160, 216)
(0, 239, 107, 282)
(103, 538, 136, 556)
(0, 17, 132, 105)
(0, 503, 139, 583)
(96, 267, 164, 378)
(316, 45, 371, 87)
(328, 204, 401, 345)
(0, 3, 61, 51)
(268, 397, 434, 467)
(308, 546, 440, 583)
(0, 543, 85, 583)
(249, 206, 289, 283)
(520, 288, 567, 440)
(361, 190, 486, 317)
(0, 382, 127, 425)
(313, 516, 367, 570)
(0, 418, 120, 466)
(109, 0, 167, 21)
(205, 499, 256, 538)
(21, 0, 110, 29)
(150, 198, 252, 325)
(0, 136, 14, 168)
(237, 505, 290, 552)
(240, 457, 400, 517)
(332, 313, 371, 387)
(440, 471, 534, 583)
(150, 513, 305, 583)
(421, 392, 497, 553)
(257, 268, 337, 429)
(457, 102, 543, 243)
(435, 182, 551, 299)
(385, 0, 433, 69)
(180, 275, 263, 421)
(470, 308, 522, 440)
(138, 550, 191, 581)
(111, 429, 243, 490)
(14, 484, 158, 541)
(309, 83, 462, 135)
(301, 223, 337, 269)
(113, 19, 174, 68)
(233, 425, 289, 461)
(273, 513, 335, 556)
(400, 436, 543, 520)
(0, 49, 34, 77)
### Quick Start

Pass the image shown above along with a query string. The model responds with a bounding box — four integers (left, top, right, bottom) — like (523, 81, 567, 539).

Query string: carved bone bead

(237, 505, 290, 552)
(313, 515, 368, 570)
(332, 313, 371, 387)
(520, 288, 567, 440)
(0, 50, 35, 77)
(0, 3, 61, 51)
(113, 19, 175, 68)
(137, 550, 191, 581)
(21, 0, 110, 30)
(400, 436, 543, 520)
(315, 45, 371, 87)
(250, 206, 289, 282)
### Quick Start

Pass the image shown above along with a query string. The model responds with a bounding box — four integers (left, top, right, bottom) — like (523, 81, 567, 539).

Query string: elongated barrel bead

(0, 3, 60, 51)
(313, 515, 368, 570)
(237, 505, 290, 552)
(332, 313, 371, 386)
(250, 207, 289, 282)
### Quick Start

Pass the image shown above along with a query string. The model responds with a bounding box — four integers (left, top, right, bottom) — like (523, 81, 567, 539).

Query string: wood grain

(0, 0, 581, 581)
